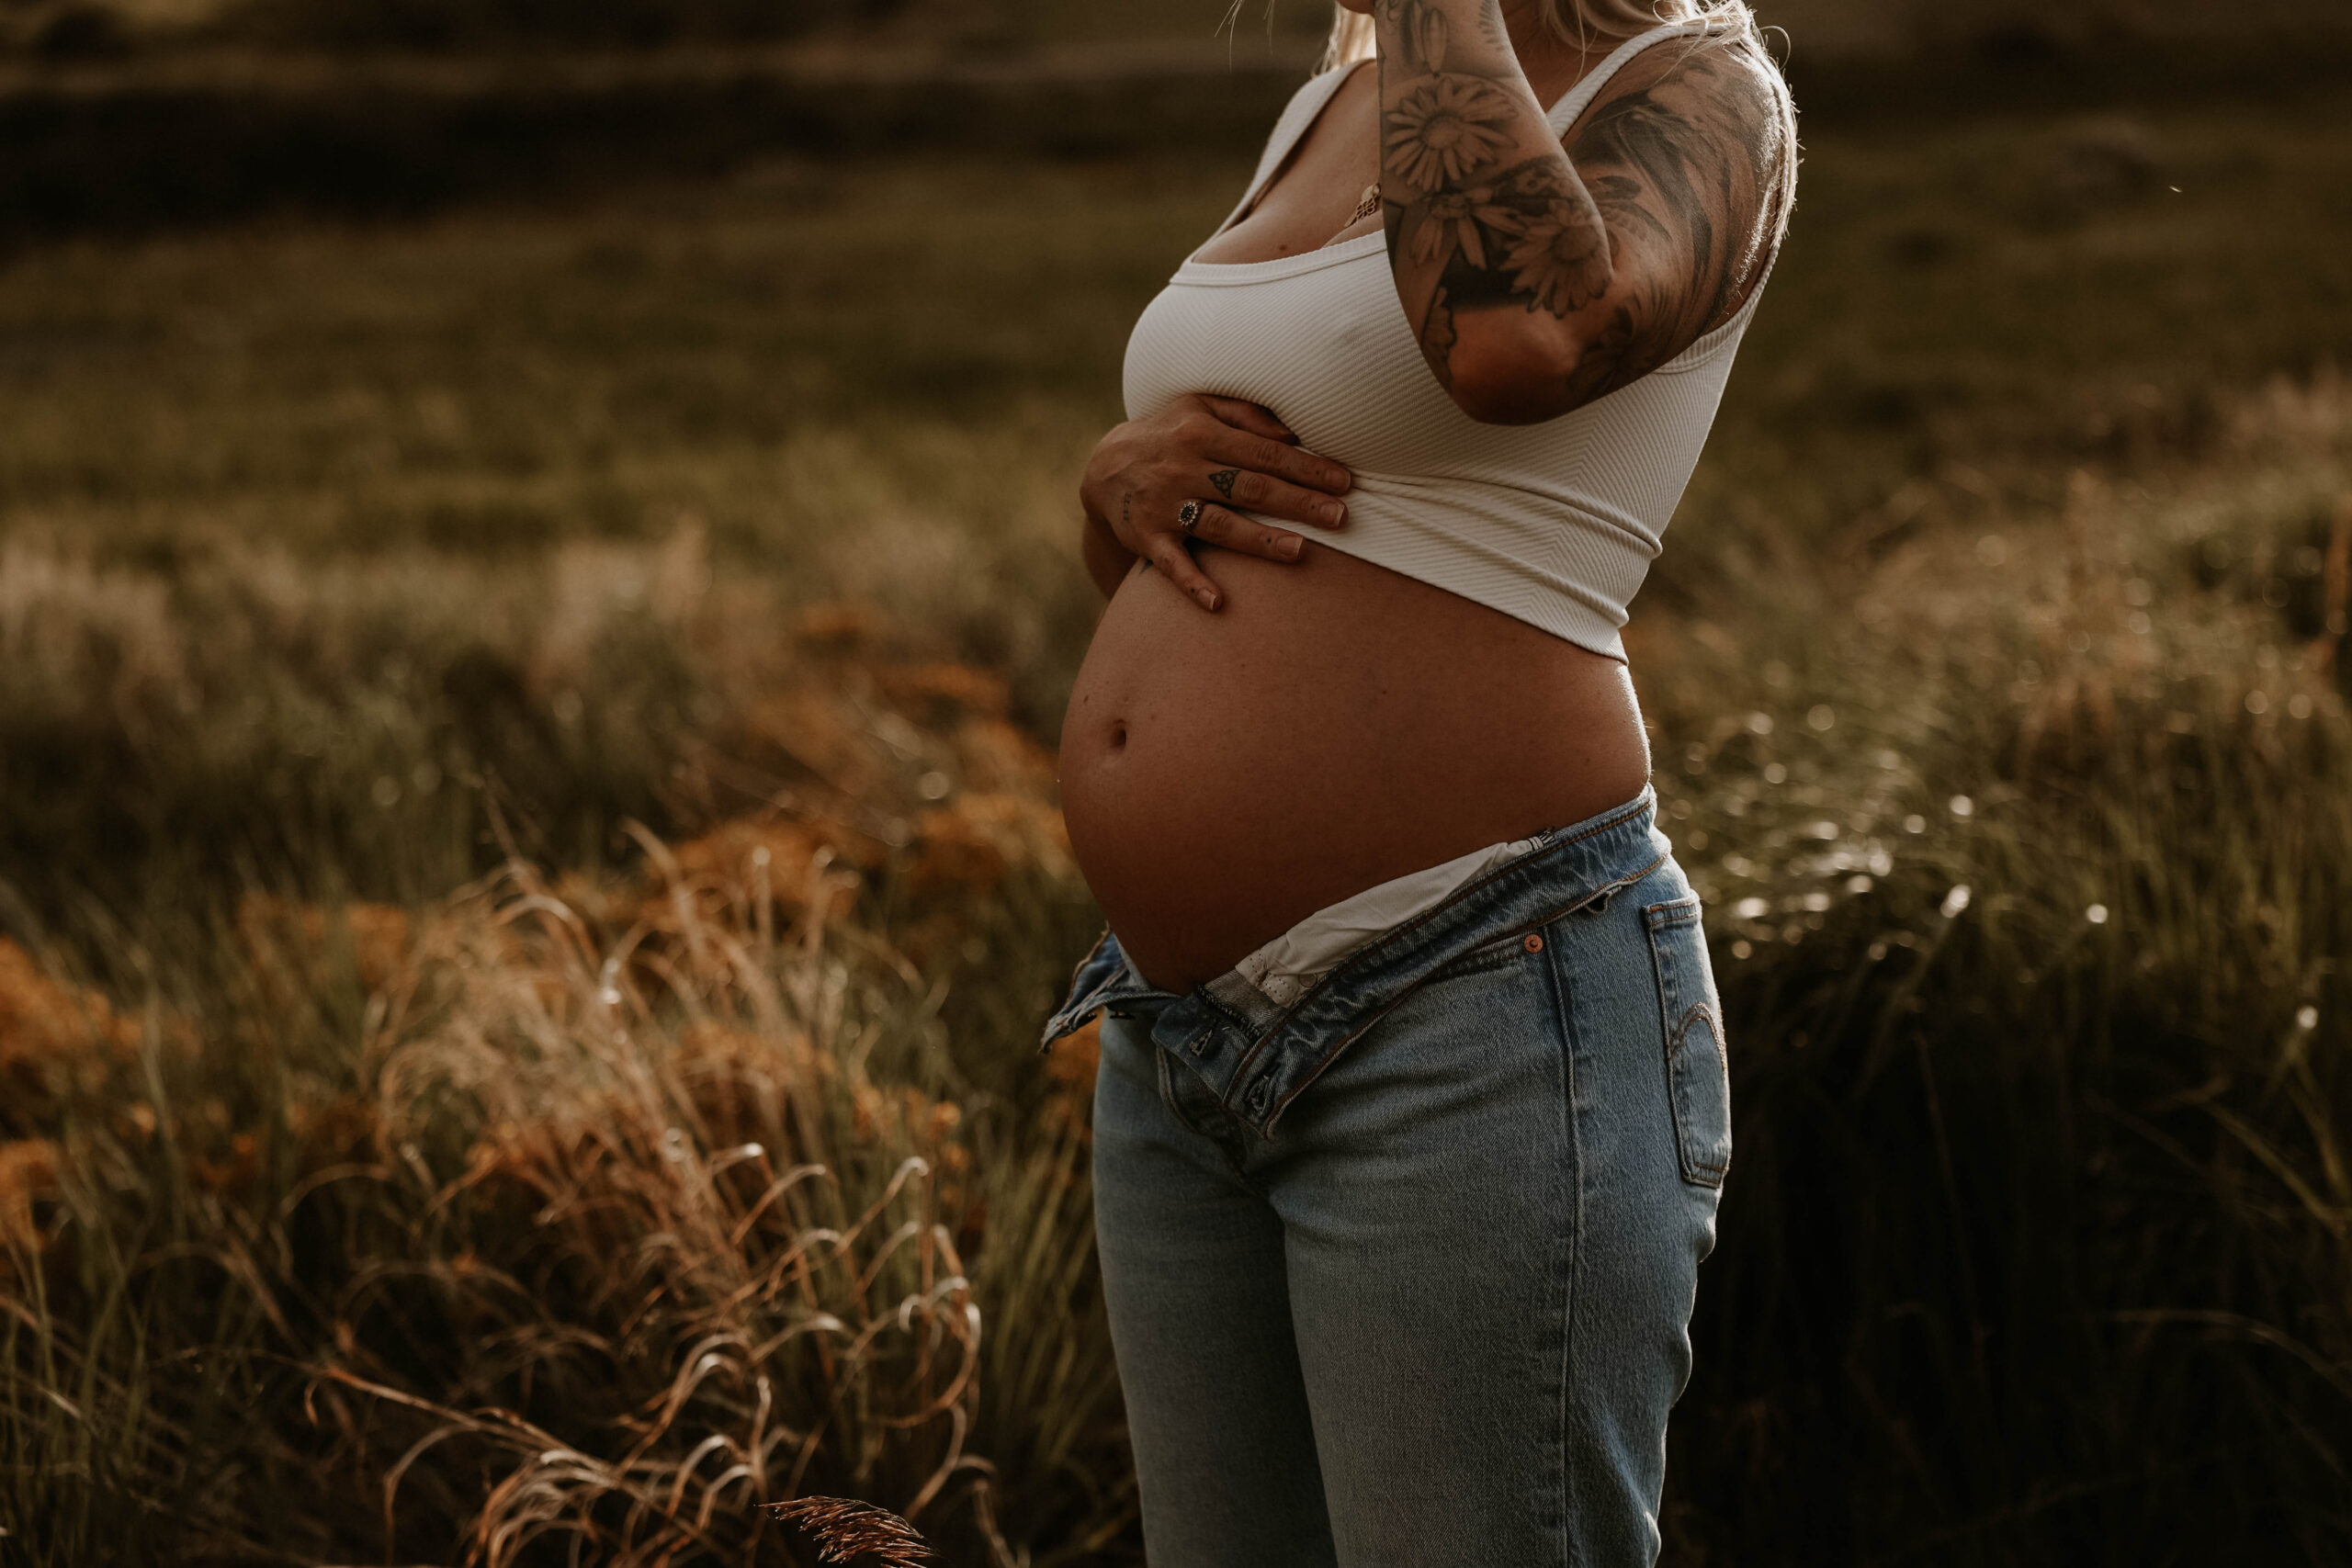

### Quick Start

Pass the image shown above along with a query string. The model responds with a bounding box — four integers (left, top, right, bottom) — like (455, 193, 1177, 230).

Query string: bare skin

(1367, 0, 1792, 421)
(1062, 1, 1793, 991)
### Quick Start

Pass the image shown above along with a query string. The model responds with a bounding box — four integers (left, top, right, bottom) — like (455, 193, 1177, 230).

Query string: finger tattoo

(1209, 468, 1240, 499)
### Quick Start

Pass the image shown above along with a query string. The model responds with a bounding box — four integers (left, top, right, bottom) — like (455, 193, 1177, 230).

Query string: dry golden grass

(0, 584, 1118, 1560)
(0, 938, 144, 1152)
(0, 1137, 60, 1254)
(4, 83, 2352, 1564)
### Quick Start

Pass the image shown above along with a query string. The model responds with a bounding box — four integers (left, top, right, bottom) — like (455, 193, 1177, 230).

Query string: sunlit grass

(1, 84, 2349, 1566)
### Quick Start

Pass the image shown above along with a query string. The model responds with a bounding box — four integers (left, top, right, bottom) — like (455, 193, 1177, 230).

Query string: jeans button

(1248, 1077, 1272, 1111)
(1189, 1032, 1209, 1055)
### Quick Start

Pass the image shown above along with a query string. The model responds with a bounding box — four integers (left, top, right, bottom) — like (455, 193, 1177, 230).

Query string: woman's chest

(1191, 70, 1382, 266)
(1122, 262, 1462, 468)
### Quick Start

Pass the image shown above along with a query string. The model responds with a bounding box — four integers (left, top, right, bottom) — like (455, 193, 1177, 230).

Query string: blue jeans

(1040, 789, 1731, 1567)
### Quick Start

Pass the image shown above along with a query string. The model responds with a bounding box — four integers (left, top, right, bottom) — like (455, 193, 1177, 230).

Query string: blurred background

(1, 1, 2347, 1564)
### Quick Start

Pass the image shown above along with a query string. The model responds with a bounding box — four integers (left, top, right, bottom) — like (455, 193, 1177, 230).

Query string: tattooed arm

(1373, 0, 1791, 423)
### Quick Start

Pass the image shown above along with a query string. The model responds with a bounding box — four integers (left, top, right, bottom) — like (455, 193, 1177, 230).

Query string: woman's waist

(1066, 542, 1646, 792)
(1113, 517, 1637, 687)
(1040, 786, 1681, 1118)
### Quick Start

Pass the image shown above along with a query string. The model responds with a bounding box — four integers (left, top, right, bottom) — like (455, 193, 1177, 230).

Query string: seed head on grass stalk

(767, 1495, 934, 1565)
(324, 846, 1000, 1566)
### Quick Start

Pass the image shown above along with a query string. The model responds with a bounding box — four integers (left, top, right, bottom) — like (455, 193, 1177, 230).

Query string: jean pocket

(1423, 928, 1543, 987)
(1643, 897, 1732, 1189)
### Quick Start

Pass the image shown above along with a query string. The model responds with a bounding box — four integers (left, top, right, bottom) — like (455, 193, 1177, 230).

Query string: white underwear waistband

(1233, 832, 1546, 1008)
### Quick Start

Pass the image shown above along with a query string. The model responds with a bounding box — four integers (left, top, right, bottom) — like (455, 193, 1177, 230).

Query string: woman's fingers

(1193, 458, 1350, 529)
(1196, 394, 1296, 445)
(1148, 535, 1226, 613)
(1129, 500, 1311, 617)
(1206, 428, 1352, 500)
(1185, 503, 1306, 564)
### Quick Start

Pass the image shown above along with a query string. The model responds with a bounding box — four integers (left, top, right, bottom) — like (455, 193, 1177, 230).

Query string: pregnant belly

(1057, 542, 1652, 993)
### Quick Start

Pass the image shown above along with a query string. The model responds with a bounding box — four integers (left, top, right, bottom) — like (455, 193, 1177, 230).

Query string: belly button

(1109, 721, 1128, 750)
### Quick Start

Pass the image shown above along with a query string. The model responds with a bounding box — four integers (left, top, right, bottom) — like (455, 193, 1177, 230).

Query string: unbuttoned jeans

(1041, 789, 1730, 1567)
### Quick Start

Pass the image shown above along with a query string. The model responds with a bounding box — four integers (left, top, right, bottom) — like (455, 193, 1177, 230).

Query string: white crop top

(1121, 18, 1777, 660)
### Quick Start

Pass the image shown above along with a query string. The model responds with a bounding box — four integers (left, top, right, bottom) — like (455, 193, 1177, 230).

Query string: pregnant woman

(1040, 1, 1794, 1562)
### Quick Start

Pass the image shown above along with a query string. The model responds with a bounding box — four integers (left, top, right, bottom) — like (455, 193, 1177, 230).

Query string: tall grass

(2, 89, 2350, 1564)
(1644, 429, 2352, 1560)
(3, 634, 1119, 1564)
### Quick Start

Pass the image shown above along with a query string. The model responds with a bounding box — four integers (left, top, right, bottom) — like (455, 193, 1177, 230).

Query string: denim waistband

(1040, 786, 1670, 1140)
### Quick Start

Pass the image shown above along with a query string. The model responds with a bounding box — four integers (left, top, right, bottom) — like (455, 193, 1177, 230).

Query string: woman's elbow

(1438, 328, 1586, 426)
(1444, 372, 1574, 425)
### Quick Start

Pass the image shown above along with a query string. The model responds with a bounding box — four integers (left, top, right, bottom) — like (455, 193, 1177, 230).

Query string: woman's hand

(1079, 393, 1352, 611)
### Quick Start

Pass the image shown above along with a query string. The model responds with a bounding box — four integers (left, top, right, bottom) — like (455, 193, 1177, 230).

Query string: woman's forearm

(1372, 0, 1611, 404)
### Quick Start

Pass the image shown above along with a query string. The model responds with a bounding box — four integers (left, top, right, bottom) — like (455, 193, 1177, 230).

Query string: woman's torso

(1059, 26, 1767, 993)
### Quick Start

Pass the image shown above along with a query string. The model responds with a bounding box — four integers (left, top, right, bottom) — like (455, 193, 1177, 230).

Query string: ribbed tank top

(1122, 19, 1777, 660)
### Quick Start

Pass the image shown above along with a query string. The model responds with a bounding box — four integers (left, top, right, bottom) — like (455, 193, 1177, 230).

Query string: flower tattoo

(1503, 198, 1612, 316)
(1408, 186, 1521, 269)
(1382, 74, 1520, 193)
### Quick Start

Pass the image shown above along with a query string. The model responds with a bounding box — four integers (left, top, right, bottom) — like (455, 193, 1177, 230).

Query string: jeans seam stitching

(1544, 919, 1584, 1568)
(1156, 1043, 1261, 1189)
(1648, 914, 1728, 1190)
(1642, 896, 1702, 930)
(1426, 926, 1552, 984)
(1670, 1003, 1731, 1178)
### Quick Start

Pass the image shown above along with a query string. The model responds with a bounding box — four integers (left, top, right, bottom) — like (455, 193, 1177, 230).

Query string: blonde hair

(1320, 1, 1764, 71)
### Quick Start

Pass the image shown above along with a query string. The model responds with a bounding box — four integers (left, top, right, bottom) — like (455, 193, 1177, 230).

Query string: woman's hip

(1067, 783, 1733, 1265)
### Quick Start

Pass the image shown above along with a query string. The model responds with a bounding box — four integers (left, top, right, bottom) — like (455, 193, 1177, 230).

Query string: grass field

(3, 62, 2350, 1566)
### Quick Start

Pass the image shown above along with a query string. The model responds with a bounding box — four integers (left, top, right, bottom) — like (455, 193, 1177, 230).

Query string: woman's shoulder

(1561, 26, 1799, 295)
(1566, 28, 1796, 175)
(1262, 61, 1366, 148)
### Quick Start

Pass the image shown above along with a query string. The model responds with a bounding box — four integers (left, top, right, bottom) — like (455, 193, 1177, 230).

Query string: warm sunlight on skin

(1340, 0, 1792, 423)
(1052, 8, 1815, 990)
(6, 5, 2350, 1556)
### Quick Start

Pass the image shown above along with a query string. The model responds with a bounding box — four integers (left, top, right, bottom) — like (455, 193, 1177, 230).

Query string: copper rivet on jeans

(1524, 933, 1544, 953)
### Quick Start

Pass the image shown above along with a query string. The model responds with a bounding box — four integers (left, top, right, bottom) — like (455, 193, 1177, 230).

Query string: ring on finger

(1176, 499, 1204, 535)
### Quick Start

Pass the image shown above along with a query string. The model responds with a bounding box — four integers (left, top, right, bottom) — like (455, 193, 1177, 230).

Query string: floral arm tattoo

(1373, 0, 1792, 412)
